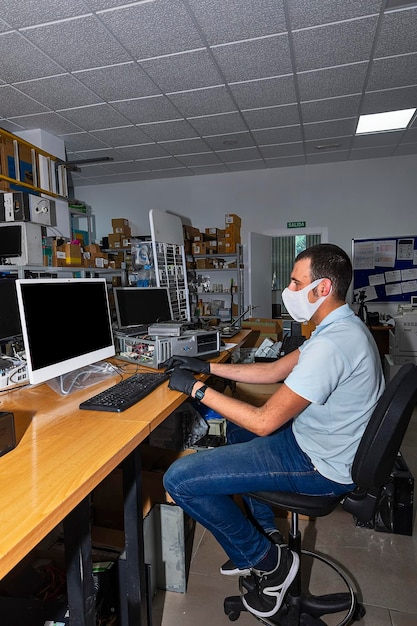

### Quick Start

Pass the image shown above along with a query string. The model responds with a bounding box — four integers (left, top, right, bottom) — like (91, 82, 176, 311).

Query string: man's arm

(191, 379, 309, 436)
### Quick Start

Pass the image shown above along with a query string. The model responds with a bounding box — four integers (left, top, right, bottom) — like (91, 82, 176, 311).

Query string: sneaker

(241, 545, 299, 618)
(220, 559, 251, 576)
(219, 530, 285, 576)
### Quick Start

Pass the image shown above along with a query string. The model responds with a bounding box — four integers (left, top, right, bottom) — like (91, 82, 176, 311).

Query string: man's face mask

(282, 278, 331, 322)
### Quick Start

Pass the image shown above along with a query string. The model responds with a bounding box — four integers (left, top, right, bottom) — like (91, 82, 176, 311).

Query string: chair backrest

(343, 362, 417, 522)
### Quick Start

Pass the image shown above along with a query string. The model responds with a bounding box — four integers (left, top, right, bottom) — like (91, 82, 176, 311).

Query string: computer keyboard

(79, 371, 169, 412)
(280, 334, 306, 354)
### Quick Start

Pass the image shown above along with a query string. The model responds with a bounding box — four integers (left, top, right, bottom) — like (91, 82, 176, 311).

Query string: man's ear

(319, 278, 332, 296)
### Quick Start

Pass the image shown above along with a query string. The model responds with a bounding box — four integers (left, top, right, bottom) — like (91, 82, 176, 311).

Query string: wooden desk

(0, 332, 251, 624)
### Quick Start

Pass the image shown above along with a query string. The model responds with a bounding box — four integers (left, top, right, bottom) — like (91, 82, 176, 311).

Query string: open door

(248, 232, 272, 318)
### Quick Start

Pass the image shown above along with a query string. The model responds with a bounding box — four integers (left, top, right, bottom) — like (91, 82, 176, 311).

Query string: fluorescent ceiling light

(356, 108, 416, 134)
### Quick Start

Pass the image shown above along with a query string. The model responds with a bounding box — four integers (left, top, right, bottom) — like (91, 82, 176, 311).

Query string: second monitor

(114, 287, 173, 332)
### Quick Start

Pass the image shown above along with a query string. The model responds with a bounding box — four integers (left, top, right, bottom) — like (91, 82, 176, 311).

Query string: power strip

(0, 356, 28, 390)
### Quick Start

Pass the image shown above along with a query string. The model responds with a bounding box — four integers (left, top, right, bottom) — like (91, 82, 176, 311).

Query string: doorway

(247, 228, 328, 318)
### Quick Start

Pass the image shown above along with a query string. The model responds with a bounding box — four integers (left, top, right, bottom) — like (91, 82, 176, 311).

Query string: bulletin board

(352, 236, 417, 303)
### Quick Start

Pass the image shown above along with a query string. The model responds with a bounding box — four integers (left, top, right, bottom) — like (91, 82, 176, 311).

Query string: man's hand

(162, 355, 210, 374)
(167, 367, 197, 395)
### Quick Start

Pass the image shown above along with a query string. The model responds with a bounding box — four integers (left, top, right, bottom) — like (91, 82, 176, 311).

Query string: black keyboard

(281, 335, 306, 354)
(79, 371, 169, 412)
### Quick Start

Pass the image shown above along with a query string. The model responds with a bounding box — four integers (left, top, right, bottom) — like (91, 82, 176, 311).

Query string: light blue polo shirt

(285, 304, 384, 484)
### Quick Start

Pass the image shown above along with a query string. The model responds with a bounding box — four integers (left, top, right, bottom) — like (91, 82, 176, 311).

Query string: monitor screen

(0, 277, 22, 343)
(0, 225, 22, 258)
(114, 287, 173, 329)
(16, 278, 115, 385)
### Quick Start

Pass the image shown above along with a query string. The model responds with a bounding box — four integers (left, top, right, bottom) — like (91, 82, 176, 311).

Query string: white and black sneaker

(219, 529, 285, 576)
(241, 545, 299, 618)
(220, 559, 251, 576)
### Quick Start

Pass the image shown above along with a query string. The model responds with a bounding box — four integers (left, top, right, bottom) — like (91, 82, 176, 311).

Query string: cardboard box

(183, 225, 200, 241)
(111, 218, 130, 234)
(52, 240, 67, 267)
(225, 213, 242, 227)
(236, 382, 282, 406)
(242, 318, 283, 347)
(65, 243, 82, 266)
(205, 227, 219, 236)
(225, 224, 241, 244)
(192, 242, 206, 255)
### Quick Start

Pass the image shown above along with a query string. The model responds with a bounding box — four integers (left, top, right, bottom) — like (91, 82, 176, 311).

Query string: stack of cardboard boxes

(183, 213, 242, 270)
(107, 218, 131, 250)
(50, 240, 110, 269)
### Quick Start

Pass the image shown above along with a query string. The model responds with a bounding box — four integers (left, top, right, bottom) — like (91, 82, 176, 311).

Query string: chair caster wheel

(353, 603, 366, 621)
(226, 609, 241, 621)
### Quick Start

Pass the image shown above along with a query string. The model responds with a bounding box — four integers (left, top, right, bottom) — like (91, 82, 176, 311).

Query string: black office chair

(224, 362, 417, 626)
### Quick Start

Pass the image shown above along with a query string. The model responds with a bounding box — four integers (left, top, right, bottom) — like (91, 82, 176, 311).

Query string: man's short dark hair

(295, 243, 352, 300)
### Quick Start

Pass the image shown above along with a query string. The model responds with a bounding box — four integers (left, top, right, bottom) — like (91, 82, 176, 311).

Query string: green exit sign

(287, 221, 306, 229)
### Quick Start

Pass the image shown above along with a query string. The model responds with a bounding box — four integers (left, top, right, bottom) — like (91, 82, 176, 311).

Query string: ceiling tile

(227, 160, 267, 172)
(361, 85, 417, 115)
(394, 142, 417, 156)
(137, 120, 198, 142)
(58, 103, 130, 131)
(0, 0, 89, 29)
(189, 112, 247, 136)
(177, 153, 222, 167)
(254, 125, 303, 145)
(352, 130, 404, 149)
(260, 143, 304, 158)
(111, 96, 181, 125)
(112, 144, 171, 160)
(242, 104, 300, 129)
(158, 138, 212, 155)
(306, 150, 350, 165)
(301, 95, 361, 123)
(350, 145, 395, 160)
(0, 85, 49, 117)
(14, 74, 102, 110)
(265, 155, 306, 168)
(288, 0, 381, 30)
(303, 118, 358, 140)
(98, 0, 203, 59)
(168, 86, 237, 118)
(217, 146, 262, 162)
(375, 7, 417, 58)
(0, 32, 64, 82)
(59, 132, 109, 152)
(204, 132, 256, 151)
(293, 16, 378, 72)
(212, 35, 292, 83)
(137, 156, 185, 171)
(298, 63, 368, 102)
(74, 63, 161, 101)
(367, 54, 417, 91)
(90, 126, 151, 147)
(22, 14, 131, 72)
(140, 49, 223, 92)
(305, 137, 351, 153)
(230, 76, 297, 110)
(8, 112, 82, 135)
(188, 164, 230, 175)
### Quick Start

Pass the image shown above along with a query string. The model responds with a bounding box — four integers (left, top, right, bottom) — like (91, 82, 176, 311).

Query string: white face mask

(282, 278, 330, 322)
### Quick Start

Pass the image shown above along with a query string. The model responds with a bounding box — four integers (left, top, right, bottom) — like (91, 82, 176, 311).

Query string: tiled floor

(152, 408, 417, 626)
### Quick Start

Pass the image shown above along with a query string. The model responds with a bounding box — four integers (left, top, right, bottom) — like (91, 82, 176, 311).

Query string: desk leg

(63, 495, 96, 626)
(122, 447, 148, 626)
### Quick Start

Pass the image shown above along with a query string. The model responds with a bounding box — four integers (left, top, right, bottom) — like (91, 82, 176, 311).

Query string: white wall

(75, 154, 417, 260)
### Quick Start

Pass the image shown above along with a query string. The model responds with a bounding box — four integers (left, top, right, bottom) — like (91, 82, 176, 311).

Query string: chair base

(223, 549, 366, 626)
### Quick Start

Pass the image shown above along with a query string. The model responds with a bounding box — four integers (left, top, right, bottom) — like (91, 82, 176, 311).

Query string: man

(162, 243, 384, 619)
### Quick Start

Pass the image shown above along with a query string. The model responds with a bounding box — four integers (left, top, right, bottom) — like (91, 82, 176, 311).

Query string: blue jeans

(163, 422, 355, 569)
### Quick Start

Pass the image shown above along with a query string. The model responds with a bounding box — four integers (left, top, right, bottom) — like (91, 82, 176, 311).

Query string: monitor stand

(46, 361, 116, 396)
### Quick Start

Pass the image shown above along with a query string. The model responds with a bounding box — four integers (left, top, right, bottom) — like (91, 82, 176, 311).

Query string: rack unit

(193, 244, 244, 323)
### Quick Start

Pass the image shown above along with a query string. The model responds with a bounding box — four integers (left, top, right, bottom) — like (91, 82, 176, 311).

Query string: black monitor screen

(16, 278, 115, 385)
(114, 287, 173, 328)
(0, 225, 22, 258)
(0, 278, 22, 343)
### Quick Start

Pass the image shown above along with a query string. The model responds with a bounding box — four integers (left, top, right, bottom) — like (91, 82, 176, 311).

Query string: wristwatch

(195, 384, 208, 401)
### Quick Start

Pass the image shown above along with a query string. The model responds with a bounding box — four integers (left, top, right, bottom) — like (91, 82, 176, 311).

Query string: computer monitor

(114, 287, 173, 330)
(16, 278, 115, 385)
(0, 222, 43, 265)
(0, 277, 22, 344)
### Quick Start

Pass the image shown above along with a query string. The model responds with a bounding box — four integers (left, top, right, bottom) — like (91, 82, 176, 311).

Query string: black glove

(162, 355, 210, 374)
(168, 367, 197, 395)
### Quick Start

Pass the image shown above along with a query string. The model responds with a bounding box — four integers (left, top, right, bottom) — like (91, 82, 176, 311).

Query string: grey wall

(75, 154, 417, 259)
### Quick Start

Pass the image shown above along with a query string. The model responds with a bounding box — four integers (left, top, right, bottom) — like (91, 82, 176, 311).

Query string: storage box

(183, 225, 200, 241)
(225, 224, 241, 244)
(65, 243, 82, 266)
(241, 318, 283, 347)
(236, 382, 282, 406)
(192, 242, 206, 255)
(225, 213, 242, 227)
(111, 218, 130, 234)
